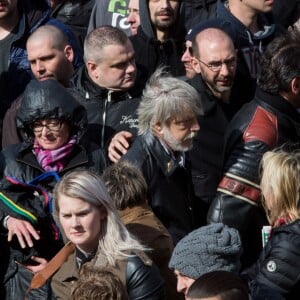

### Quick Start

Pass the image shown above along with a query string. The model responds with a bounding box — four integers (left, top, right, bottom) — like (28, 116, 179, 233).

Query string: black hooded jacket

(0, 80, 107, 295)
(130, 0, 186, 91)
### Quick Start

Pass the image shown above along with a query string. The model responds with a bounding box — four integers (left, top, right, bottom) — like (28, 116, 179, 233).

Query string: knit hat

(169, 223, 242, 279)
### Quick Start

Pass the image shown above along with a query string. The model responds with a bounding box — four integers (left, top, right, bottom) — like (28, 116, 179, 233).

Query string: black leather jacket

(122, 132, 197, 245)
(208, 88, 300, 269)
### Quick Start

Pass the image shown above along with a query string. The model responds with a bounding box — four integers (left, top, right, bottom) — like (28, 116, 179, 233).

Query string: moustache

(217, 75, 234, 81)
(183, 132, 197, 141)
(155, 9, 174, 17)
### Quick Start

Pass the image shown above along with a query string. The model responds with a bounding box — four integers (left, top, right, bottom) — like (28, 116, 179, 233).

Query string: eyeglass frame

(30, 119, 64, 133)
(194, 56, 237, 72)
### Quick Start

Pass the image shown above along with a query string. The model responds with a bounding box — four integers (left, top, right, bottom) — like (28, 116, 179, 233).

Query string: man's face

(192, 34, 237, 97)
(0, 0, 18, 20)
(89, 40, 136, 91)
(174, 270, 195, 295)
(148, 0, 179, 31)
(127, 0, 140, 35)
(182, 40, 196, 79)
(27, 37, 74, 85)
(236, 0, 274, 13)
(160, 113, 200, 152)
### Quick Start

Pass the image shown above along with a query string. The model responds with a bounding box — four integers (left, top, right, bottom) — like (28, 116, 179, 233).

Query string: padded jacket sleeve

(207, 140, 269, 232)
(126, 255, 165, 300)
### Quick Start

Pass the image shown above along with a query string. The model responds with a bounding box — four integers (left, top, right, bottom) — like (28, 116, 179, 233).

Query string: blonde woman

(51, 170, 164, 299)
(248, 148, 300, 299)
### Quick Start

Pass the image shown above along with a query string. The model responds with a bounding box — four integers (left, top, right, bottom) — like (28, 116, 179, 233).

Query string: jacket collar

(71, 66, 132, 102)
(143, 132, 185, 176)
(188, 75, 221, 114)
(255, 87, 300, 123)
(119, 203, 152, 224)
(16, 143, 89, 174)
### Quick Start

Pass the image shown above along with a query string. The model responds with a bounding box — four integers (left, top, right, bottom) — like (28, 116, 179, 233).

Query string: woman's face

(32, 119, 70, 150)
(58, 195, 106, 252)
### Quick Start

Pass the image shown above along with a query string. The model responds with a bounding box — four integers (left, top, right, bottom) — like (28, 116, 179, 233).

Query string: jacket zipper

(101, 90, 112, 148)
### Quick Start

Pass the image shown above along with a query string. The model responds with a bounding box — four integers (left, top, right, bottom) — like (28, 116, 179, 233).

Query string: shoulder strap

(28, 242, 76, 291)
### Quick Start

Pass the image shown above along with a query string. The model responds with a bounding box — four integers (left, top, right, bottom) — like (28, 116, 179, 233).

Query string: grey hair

(54, 170, 147, 265)
(138, 68, 203, 135)
(84, 25, 129, 63)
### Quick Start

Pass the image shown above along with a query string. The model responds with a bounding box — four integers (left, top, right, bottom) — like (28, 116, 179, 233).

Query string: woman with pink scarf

(0, 79, 107, 299)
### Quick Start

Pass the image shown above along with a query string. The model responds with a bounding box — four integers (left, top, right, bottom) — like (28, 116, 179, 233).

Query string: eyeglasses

(195, 57, 236, 72)
(31, 120, 63, 133)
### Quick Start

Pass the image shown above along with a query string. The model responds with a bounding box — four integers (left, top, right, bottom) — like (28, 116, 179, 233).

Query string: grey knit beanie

(168, 223, 242, 279)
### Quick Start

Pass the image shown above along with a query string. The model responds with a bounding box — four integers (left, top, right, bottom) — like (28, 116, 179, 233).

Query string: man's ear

(191, 57, 201, 74)
(86, 61, 98, 78)
(64, 45, 74, 63)
(291, 77, 300, 95)
(153, 122, 164, 137)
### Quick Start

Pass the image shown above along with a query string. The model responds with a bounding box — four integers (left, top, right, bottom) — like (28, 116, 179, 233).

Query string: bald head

(191, 28, 237, 99)
(192, 28, 235, 59)
(27, 25, 69, 51)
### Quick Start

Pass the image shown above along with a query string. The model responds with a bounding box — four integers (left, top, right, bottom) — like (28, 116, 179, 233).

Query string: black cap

(186, 18, 236, 45)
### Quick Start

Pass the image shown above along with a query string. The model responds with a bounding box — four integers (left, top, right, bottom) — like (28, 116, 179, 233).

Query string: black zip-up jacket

(248, 219, 300, 300)
(70, 66, 140, 149)
(122, 132, 197, 245)
(208, 88, 300, 269)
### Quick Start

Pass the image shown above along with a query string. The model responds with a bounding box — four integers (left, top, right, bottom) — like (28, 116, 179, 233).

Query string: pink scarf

(33, 136, 77, 172)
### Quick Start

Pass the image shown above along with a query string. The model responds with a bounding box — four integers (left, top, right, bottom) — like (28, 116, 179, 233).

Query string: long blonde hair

(54, 170, 147, 265)
(260, 148, 300, 225)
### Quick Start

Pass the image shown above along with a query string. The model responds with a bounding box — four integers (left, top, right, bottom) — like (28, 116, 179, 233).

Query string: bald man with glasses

(185, 25, 243, 224)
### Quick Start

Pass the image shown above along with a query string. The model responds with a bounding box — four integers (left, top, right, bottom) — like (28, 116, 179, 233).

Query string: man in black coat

(122, 69, 202, 245)
(187, 24, 239, 219)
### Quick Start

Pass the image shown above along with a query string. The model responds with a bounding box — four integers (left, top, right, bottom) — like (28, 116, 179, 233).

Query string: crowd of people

(0, 0, 300, 299)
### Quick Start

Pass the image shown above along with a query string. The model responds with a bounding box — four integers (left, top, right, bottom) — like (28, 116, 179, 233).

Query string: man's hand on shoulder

(108, 131, 133, 163)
